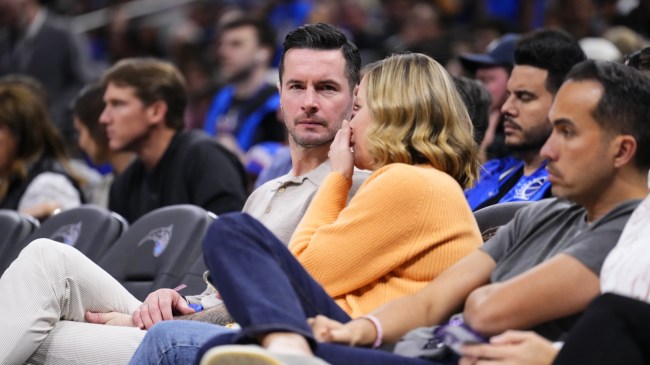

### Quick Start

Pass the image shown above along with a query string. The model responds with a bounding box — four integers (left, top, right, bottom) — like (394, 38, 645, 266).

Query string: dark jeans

(554, 293, 650, 365)
(202, 213, 350, 346)
(197, 213, 440, 365)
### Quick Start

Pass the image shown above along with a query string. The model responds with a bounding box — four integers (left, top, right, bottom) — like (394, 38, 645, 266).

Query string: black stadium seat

(23, 204, 128, 262)
(176, 254, 209, 296)
(97, 205, 216, 300)
(0, 210, 39, 274)
(473, 201, 534, 241)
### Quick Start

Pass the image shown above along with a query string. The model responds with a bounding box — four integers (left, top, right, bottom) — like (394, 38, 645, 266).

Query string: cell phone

(433, 315, 487, 354)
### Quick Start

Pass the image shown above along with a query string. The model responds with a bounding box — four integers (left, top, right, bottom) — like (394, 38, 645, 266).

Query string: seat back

(23, 205, 128, 262)
(97, 205, 215, 300)
(0, 210, 40, 274)
(176, 254, 209, 295)
(473, 201, 533, 241)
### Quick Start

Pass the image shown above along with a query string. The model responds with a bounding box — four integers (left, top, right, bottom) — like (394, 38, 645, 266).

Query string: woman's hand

(85, 311, 137, 327)
(329, 120, 354, 181)
(459, 330, 558, 365)
(309, 315, 378, 347)
(309, 315, 352, 344)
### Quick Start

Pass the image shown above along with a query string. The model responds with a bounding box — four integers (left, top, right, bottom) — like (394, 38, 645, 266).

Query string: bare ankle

(261, 332, 313, 357)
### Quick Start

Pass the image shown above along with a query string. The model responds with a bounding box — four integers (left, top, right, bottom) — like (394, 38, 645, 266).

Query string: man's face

(99, 82, 153, 153)
(501, 65, 554, 153)
(0, 0, 25, 28)
(541, 80, 614, 205)
(217, 25, 263, 83)
(278, 48, 354, 149)
(476, 66, 509, 110)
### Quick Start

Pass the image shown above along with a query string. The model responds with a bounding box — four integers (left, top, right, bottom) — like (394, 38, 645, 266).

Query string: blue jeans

(128, 321, 234, 365)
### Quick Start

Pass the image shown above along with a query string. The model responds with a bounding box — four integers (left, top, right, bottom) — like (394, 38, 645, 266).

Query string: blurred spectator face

(0, 0, 25, 28)
(278, 48, 354, 148)
(99, 83, 155, 152)
(475, 66, 509, 111)
(0, 124, 16, 173)
(401, 2, 440, 45)
(217, 25, 263, 83)
(73, 117, 100, 164)
(500, 65, 553, 152)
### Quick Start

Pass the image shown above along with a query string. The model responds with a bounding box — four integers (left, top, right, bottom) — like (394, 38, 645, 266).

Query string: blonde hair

(363, 53, 479, 188)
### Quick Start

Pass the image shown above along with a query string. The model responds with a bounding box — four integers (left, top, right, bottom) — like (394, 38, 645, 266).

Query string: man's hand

(132, 288, 196, 330)
(85, 311, 136, 327)
(459, 330, 558, 365)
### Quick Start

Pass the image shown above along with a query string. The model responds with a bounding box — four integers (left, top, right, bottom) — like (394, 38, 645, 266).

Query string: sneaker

(199, 345, 332, 365)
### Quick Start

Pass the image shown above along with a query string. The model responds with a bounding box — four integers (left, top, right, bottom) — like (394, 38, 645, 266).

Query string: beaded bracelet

(360, 314, 383, 348)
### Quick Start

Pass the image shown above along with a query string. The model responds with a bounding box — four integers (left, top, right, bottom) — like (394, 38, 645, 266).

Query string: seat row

(0, 204, 216, 300)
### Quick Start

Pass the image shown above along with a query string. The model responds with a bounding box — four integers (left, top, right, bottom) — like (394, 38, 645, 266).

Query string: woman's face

(0, 123, 16, 174)
(349, 76, 374, 170)
(74, 117, 101, 164)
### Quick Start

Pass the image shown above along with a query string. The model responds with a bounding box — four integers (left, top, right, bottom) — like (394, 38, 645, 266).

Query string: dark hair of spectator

(453, 75, 492, 145)
(219, 16, 276, 61)
(73, 82, 110, 163)
(0, 82, 76, 198)
(514, 29, 586, 94)
(625, 46, 650, 74)
(567, 60, 650, 169)
(279, 23, 361, 90)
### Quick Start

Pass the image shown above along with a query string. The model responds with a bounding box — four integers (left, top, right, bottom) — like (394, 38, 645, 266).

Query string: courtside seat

(97, 205, 216, 300)
(473, 201, 534, 241)
(176, 254, 209, 296)
(23, 204, 128, 262)
(0, 210, 39, 274)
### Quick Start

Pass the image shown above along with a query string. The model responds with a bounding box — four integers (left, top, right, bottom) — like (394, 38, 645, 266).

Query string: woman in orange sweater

(175, 51, 483, 365)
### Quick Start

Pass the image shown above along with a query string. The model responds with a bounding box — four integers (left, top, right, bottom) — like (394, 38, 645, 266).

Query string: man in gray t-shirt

(483, 197, 640, 339)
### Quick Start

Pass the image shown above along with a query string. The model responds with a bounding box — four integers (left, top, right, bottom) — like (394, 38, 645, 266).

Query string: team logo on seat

(137, 224, 173, 257)
(50, 222, 82, 246)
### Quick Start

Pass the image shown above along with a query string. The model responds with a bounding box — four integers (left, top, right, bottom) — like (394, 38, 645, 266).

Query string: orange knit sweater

(289, 163, 482, 318)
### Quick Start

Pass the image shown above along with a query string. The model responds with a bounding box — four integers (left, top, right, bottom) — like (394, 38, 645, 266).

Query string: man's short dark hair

(279, 23, 361, 90)
(514, 29, 586, 94)
(625, 46, 650, 74)
(567, 60, 650, 169)
(102, 58, 187, 131)
(219, 16, 276, 60)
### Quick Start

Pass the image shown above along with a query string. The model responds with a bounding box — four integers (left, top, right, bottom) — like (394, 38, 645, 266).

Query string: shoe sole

(200, 345, 285, 365)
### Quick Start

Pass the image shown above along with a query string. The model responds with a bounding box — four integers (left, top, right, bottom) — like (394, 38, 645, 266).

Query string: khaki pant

(0, 239, 146, 365)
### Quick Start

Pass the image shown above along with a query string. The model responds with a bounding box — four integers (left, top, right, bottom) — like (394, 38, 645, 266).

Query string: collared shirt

(243, 160, 369, 244)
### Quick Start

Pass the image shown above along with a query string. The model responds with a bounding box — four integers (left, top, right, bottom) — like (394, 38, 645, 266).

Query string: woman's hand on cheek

(329, 120, 354, 181)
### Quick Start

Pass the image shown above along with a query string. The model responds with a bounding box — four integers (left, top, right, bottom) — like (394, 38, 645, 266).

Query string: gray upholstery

(97, 205, 216, 301)
(473, 201, 533, 241)
(23, 205, 128, 262)
(0, 210, 39, 274)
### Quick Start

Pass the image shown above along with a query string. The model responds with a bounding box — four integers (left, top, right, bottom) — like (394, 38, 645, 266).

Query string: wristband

(360, 314, 383, 348)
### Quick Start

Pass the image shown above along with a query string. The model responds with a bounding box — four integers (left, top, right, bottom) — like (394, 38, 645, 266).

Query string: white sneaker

(199, 345, 332, 365)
